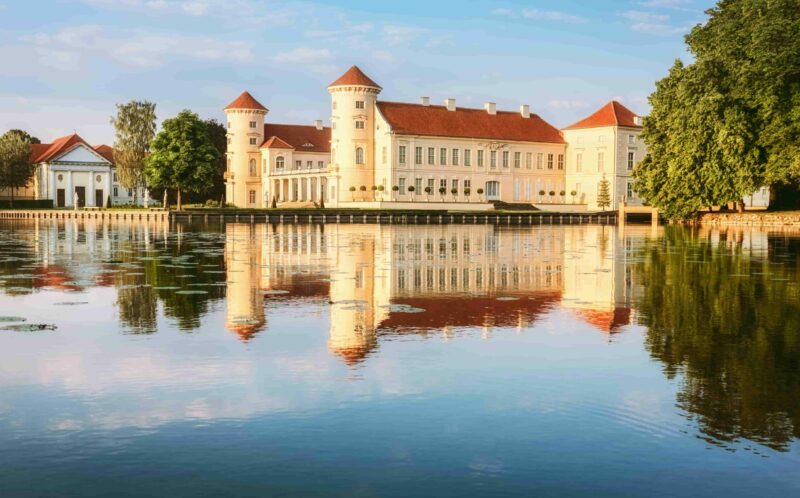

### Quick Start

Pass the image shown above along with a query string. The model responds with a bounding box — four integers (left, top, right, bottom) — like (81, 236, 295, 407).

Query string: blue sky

(0, 0, 714, 144)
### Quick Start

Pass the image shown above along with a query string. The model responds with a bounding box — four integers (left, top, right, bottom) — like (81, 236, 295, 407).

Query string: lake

(0, 219, 798, 497)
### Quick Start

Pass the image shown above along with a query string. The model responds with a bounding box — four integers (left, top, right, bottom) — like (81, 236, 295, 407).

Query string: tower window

(249, 158, 256, 176)
(249, 121, 256, 128)
(355, 101, 365, 109)
(356, 147, 365, 165)
(249, 138, 257, 145)
(355, 121, 365, 129)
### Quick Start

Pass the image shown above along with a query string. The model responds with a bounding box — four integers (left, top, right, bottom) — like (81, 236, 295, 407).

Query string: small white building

(30, 133, 144, 207)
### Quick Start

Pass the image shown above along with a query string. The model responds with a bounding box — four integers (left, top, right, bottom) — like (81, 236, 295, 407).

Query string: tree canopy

(0, 130, 36, 206)
(144, 109, 219, 210)
(111, 100, 157, 204)
(634, 0, 800, 219)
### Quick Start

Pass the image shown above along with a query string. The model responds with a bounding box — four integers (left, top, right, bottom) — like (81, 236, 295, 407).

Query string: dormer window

(301, 142, 315, 148)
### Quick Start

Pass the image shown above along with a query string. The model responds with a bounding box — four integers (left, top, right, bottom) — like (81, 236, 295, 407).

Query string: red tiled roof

(224, 91, 268, 111)
(262, 123, 331, 153)
(563, 101, 641, 130)
(328, 65, 381, 89)
(30, 133, 113, 164)
(376, 102, 566, 144)
(261, 136, 294, 149)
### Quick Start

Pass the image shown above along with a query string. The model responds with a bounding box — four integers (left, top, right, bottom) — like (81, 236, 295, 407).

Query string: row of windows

(573, 151, 638, 173)
(574, 134, 637, 145)
(390, 146, 565, 171)
(395, 265, 563, 291)
(332, 100, 366, 110)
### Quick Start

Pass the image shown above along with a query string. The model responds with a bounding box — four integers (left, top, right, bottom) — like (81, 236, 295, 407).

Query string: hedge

(0, 199, 54, 209)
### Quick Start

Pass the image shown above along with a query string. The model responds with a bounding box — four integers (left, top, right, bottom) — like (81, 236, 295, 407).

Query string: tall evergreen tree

(597, 176, 611, 210)
(0, 130, 36, 207)
(635, 0, 800, 219)
(144, 110, 219, 210)
(111, 101, 157, 205)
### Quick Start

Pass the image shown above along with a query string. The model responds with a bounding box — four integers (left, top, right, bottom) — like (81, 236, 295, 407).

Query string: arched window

(249, 158, 257, 176)
(276, 156, 285, 169)
(355, 147, 364, 165)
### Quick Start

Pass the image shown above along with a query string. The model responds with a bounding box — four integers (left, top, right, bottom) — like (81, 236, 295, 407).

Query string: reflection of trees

(635, 227, 800, 451)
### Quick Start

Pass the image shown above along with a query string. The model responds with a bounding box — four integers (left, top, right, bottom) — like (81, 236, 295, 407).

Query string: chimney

(520, 104, 530, 119)
(485, 102, 496, 115)
(445, 98, 456, 111)
(633, 116, 643, 126)
(421, 96, 430, 106)
(314, 120, 323, 130)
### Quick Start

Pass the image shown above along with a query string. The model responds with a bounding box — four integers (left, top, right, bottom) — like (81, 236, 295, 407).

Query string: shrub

(477, 188, 484, 195)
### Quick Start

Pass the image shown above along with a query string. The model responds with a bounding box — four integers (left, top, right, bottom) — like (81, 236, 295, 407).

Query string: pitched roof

(224, 91, 268, 111)
(261, 123, 331, 153)
(376, 102, 565, 143)
(563, 101, 642, 130)
(261, 136, 294, 149)
(328, 65, 381, 89)
(30, 133, 113, 164)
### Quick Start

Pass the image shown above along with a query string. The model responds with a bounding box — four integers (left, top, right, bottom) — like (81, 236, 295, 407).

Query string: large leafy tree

(0, 130, 37, 207)
(145, 109, 219, 210)
(203, 118, 227, 205)
(635, 0, 800, 219)
(6, 129, 40, 144)
(111, 100, 157, 205)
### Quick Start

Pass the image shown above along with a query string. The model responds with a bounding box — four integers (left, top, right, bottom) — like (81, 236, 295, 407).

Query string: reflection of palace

(223, 223, 655, 363)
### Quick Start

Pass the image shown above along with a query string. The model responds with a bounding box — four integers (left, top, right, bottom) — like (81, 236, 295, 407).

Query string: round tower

(224, 91, 268, 207)
(328, 65, 382, 203)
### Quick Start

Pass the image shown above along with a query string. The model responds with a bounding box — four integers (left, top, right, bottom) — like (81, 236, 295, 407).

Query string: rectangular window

(598, 152, 605, 172)
(318, 161, 324, 169)
(113, 186, 118, 197)
(557, 154, 564, 170)
(514, 151, 521, 168)
(427, 178, 434, 193)
(113, 173, 118, 182)
(490, 150, 497, 169)
(382, 146, 387, 164)
(415, 178, 422, 193)
(452, 149, 459, 166)
(296, 160, 302, 169)
(576, 153, 583, 172)
(399, 145, 407, 164)
(464, 149, 471, 167)
(399, 177, 406, 194)
(599, 135, 606, 143)
(440, 178, 447, 189)
(307, 161, 313, 169)
(249, 121, 256, 128)
(526, 152, 532, 169)
(464, 179, 471, 190)
(355, 121, 365, 129)
(536, 153, 543, 169)
(503, 151, 509, 169)
(627, 182, 634, 199)
(440, 148, 447, 166)
(249, 138, 257, 145)
(428, 147, 435, 165)
(477, 150, 484, 167)
(249, 190, 256, 204)
(452, 179, 458, 192)
(547, 154, 554, 170)
(628, 135, 636, 145)
(355, 100, 365, 109)
(415, 147, 423, 165)
(627, 151, 635, 171)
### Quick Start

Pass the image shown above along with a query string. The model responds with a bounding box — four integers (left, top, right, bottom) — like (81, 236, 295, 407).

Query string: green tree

(145, 110, 219, 210)
(111, 101, 157, 205)
(635, 0, 800, 219)
(0, 130, 36, 207)
(6, 129, 40, 144)
(203, 118, 227, 204)
(597, 176, 611, 210)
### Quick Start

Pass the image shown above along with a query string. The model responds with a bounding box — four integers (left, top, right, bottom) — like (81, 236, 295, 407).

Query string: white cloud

(80, 0, 291, 26)
(382, 25, 429, 45)
(181, 1, 209, 16)
(636, 0, 693, 10)
(492, 7, 588, 24)
(25, 24, 253, 68)
(272, 47, 332, 65)
(619, 10, 688, 35)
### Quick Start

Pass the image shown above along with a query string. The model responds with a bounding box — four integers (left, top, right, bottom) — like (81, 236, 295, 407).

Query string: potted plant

(349, 186, 356, 201)
(477, 188, 484, 201)
(570, 190, 577, 203)
(539, 190, 546, 202)
(424, 186, 432, 201)
(549, 191, 556, 201)
(438, 186, 446, 201)
(407, 185, 415, 202)
(392, 185, 399, 201)
(450, 188, 458, 201)
(464, 188, 471, 201)
(559, 190, 566, 202)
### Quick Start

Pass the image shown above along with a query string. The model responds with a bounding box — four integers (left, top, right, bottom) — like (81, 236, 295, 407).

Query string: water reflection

(1, 219, 799, 456)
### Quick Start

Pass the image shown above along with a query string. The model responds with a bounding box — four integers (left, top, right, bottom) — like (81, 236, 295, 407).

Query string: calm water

(0, 220, 798, 497)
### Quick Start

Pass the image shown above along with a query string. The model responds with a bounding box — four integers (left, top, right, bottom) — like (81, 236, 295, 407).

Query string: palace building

(224, 65, 649, 211)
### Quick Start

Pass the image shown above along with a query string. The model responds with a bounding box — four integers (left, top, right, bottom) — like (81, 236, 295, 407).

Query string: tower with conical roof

(328, 66, 382, 203)
(224, 91, 268, 207)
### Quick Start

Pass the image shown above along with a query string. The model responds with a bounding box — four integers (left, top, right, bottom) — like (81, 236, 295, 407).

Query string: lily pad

(0, 316, 26, 322)
(2, 324, 57, 332)
(53, 302, 88, 306)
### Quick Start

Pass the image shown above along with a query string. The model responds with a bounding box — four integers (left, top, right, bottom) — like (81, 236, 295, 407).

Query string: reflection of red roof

(31, 265, 82, 291)
(228, 323, 265, 342)
(378, 292, 561, 330)
(224, 91, 268, 111)
(575, 308, 631, 333)
(262, 124, 331, 153)
(563, 101, 641, 130)
(31, 134, 114, 164)
(377, 102, 565, 143)
(328, 65, 381, 89)
(331, 345, 376, 366)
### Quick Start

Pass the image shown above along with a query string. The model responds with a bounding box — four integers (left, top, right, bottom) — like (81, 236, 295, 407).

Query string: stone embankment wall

(699, 211, 800, 227)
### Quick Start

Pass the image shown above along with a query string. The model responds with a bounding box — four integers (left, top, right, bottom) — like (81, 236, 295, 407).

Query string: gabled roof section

(563, 101, 642, 130)
(224, 91, 268, 111)
(262, 123, 331, 153)
(30, 133, 113, 165)
(328, 65, 381, 89)
(376, 102, 565, 144)
(261, 136, 294, 149)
